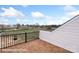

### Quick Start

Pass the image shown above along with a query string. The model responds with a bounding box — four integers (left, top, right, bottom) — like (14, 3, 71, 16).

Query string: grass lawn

(0, 28, 39, 34)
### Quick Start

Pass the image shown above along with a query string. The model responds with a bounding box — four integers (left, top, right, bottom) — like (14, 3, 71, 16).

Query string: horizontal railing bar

(0, 31, 39, 37)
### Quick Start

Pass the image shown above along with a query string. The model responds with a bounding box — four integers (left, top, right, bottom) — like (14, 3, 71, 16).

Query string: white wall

(39, 15, 79, 53)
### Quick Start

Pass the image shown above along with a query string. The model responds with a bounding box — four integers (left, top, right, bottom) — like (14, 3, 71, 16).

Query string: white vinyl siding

(39, 15, 79, 52)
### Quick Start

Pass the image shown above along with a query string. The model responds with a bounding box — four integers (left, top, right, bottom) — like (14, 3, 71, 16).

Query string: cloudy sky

(0, 5, 79, 25)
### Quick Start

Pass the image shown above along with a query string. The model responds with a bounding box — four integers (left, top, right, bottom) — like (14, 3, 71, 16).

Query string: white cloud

(0, 18, 9, 25)
(31, 11, 55, 25)
(0, 7, 25, 18)
(45, 16, 54, 25)
(31, 11, 45, 19)
(46, 20, 54, 25)
(31, 11, 59, 25)
(64, 5, 76, 12)
(0, 7, 26, 24)
(57, 16, 70, 24)
(58, 5, 79, 25)
(66, 10, 79, 17)
(16, 19, 20, 23)
(16, 18, 28, 24)
(31, 11, 53, 20)
(45, 16, 70, 25)
(64, 5, 79, 17)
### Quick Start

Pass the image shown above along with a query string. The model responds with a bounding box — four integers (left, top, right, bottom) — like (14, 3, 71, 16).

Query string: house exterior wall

(39, 15, 79, 52)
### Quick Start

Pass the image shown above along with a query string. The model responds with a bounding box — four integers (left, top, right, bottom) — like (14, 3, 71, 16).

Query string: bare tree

(16, 23, 21, 29)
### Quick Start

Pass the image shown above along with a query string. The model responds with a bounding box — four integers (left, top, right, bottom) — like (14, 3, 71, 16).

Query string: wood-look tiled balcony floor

(1, 39, 72, 53)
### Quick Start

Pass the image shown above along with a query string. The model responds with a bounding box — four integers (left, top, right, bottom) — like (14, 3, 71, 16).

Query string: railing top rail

(0, 31, 39, 36)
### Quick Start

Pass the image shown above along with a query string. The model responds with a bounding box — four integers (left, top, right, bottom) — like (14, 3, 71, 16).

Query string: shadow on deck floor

(0, 39, 72, 53)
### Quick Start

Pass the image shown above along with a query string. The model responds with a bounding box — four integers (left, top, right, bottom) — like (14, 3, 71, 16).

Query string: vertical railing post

(0, 34, 2, 52)
(36, 31, 39, 39)
(25, 33, 27, 43)
(35, 31, 39, 39)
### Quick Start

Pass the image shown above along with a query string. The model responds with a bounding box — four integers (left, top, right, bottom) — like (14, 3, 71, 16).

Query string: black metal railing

(0, 31, 39, 51)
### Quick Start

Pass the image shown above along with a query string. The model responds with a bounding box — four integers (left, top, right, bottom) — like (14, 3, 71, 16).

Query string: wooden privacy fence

(0, 31, 39, 49)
